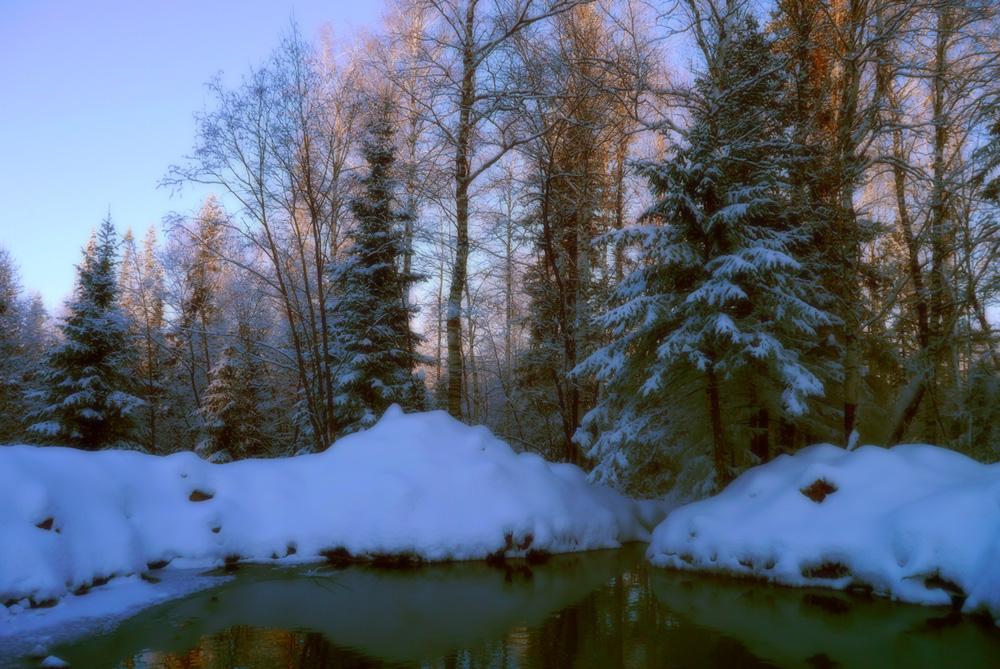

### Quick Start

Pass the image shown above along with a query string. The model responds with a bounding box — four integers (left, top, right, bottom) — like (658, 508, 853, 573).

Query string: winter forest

(2, 0, 1000, 502)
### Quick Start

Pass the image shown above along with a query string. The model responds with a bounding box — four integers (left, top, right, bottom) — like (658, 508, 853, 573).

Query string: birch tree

(167, 26, 364, 450)
(384, 0, 589, 420)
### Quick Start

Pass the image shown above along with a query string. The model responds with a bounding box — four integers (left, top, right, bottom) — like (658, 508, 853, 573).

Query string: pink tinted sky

(0, 0, 379, 310)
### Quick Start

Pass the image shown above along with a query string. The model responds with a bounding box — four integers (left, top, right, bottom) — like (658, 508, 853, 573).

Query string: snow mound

(647, 443, 1000, 619)
(0, 407, 648, 608)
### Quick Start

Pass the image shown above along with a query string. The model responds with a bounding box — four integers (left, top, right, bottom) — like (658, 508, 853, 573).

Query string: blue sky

(0, 0, 379, 311)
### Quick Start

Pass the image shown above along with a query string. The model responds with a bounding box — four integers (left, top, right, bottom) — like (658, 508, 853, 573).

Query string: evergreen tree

(28, 219, 143, 449)
(0, 247, 26, 442)
(196, 321, 271, 462)
(17, 292, 55, 431)
(976, 110, 1000, 206)
(577, 10, 833, 494)
(325, 96, 425, 436)
(0, 265, 52, 446)
(19, 293, 53, 369)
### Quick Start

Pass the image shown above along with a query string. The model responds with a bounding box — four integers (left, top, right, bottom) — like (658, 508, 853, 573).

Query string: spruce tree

(976, 112, 1000, 205)
(17, 293, 54, 431)
(325, 95, 425, 436)
(0, 247, 26, 442)
(196, 321, 270, 462)
(28, 219, 143, 449)
(577, 10, 833, 494)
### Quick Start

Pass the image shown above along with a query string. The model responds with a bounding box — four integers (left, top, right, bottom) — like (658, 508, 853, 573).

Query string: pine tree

(976, 110, 1000, 205)
(28, 219, 143, 449)
(0, 247, 26, 442)
(0, 261, 51, 446)
(19, 293, 52, 368)
(17, 292, 54, 430)
(196, 321, 270, 462)
(325, 95, 425, 436)
(577, 9, 833, 494)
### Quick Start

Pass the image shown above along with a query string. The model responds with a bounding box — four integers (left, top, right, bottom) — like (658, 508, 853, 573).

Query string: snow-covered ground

(0, 568, 225, 663)
(1, 407, 652, 634)
(647, 443, 1000, 621)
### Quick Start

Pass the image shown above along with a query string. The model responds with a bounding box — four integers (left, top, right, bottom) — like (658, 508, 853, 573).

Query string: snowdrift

(647, 443, 1000, 620)
(0, 407, 649, 609)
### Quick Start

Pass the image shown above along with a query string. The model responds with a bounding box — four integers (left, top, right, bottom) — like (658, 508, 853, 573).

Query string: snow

(0, 406, 649, 621)
(0, 569, 223, 662)
(647, 442, 1000, 620)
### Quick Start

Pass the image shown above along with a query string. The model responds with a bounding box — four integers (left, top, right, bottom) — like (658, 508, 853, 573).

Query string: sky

(0, 0, 380, 311)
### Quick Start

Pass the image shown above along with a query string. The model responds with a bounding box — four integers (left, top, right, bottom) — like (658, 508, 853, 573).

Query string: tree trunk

(844, 330, 859, 443)
(706, 361, 728, 488)
(750, 407, 768, 462)
(926, 5, 953, 446)
(835, 0, 868, 446)
(446, 0, 476, 420)
(466, 287, 480, 424)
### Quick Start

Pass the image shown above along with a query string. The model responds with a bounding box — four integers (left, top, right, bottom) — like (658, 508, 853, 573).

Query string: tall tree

(516, 3, 639, 463)
(28, 219, 142, 449)
(326, 96, 426, 435)
(386, 0, 588, 420)
(167, 26, 363, 450)
(578, 4, 832, 493)
(120, 226, 169, 453)
(0, 248, 27, 442)
(897, 0, 997, 446)
(177, 195, 227, 414)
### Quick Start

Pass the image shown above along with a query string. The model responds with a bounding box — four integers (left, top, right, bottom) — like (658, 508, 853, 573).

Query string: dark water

(18, 545, 1000, 668)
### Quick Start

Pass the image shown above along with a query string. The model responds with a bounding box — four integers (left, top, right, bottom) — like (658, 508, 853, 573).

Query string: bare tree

(119, 226, 168, 453)
(166, 25, 364, 451)
(379, 0, 590, 420)
(877, 0, 1000, 446)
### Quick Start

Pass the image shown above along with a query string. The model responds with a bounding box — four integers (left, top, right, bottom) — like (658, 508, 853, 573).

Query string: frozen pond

(4, 545, 999, 667)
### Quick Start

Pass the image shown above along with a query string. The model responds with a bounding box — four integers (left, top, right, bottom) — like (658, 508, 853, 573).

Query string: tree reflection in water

(32, 545, 1000, 668)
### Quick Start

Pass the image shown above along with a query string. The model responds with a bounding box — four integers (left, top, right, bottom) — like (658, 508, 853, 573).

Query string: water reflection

(25, 546, 1000, 668)
(649, 570, 1000, 668)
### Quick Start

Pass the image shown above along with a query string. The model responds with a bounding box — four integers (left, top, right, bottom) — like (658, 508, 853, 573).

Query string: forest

(1, 0, 999, 501)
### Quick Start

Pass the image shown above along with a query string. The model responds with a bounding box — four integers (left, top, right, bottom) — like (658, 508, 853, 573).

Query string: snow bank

(0, 569, 223, 663)
(0, 407, 648, 609)
(647, 443, 1000, 620)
